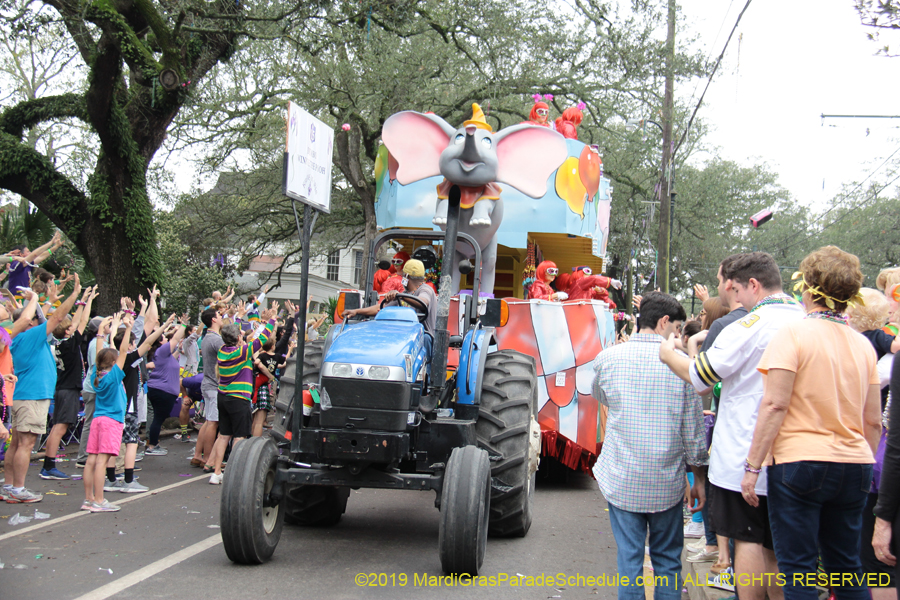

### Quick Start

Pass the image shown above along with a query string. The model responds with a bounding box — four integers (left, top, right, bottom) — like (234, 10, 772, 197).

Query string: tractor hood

(325, 316, 424, 370)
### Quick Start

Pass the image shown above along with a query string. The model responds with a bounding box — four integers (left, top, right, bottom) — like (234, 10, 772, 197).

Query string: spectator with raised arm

(40, 285, 97, 480)
(5, 231, 64, 294)
(205, 303, 278, 484)
(2, 274, 81, 504)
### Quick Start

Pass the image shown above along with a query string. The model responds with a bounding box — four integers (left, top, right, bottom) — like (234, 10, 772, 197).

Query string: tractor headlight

(368, 366, 391, 380)
(332, 363, 352, 378)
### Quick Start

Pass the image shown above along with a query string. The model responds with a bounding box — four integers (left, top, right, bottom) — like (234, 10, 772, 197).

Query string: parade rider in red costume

(528, 261, 567, 301)
(567, 266, 621, 307)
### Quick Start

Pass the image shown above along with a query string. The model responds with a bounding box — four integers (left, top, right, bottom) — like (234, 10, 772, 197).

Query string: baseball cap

(403, 259, 426, 278)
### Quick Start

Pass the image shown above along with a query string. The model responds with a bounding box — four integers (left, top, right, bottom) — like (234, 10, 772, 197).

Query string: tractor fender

(456, 326, 495, 407)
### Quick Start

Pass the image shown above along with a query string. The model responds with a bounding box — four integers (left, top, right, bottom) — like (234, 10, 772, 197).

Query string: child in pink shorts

(83, 313, 131, 513)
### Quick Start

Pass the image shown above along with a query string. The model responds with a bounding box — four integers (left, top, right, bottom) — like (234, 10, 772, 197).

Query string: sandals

(710, 561, 732, 574)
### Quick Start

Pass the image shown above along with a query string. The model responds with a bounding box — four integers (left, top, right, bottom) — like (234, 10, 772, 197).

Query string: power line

(683, 0, 736, 114)
(775, 166, 900, 255)
(768, 140, 900, 253)
(674, 0, 753, 155)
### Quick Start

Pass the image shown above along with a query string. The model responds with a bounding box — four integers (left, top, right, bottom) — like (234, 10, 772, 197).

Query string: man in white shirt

(660, 252, 804, 600)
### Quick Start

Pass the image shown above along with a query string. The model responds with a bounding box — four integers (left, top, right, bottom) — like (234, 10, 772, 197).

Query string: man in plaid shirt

(592, 292, 708, 600)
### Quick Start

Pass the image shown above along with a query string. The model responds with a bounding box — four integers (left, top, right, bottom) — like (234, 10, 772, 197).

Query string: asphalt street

(0, 444, 621, 600)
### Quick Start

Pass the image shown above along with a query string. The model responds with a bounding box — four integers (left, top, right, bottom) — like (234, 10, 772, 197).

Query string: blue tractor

(219, 192, 540, 574)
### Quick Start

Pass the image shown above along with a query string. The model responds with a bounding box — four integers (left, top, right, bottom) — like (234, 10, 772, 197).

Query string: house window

(353, 250, 363, 286)
(326, 250, 340, 281)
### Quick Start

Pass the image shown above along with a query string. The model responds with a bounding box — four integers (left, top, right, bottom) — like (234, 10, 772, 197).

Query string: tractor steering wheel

(380, 292, 429, 324)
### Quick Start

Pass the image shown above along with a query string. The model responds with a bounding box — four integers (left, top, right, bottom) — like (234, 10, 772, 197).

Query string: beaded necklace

(750, 293, 798, 313)
(805, 309, 849, 325)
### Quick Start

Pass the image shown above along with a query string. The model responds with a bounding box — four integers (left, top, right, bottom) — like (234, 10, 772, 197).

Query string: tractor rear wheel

(438, 445, 491, 575)
(272, 340, 324, 441)
(475, 349, 539, 538)
(220, 437, 285, 564)
(283, 485, 350, 527)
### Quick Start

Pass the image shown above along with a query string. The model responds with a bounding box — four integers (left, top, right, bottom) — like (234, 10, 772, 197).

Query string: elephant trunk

(459, 126, 482, 164)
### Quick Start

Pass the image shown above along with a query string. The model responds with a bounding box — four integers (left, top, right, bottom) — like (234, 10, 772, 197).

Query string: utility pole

(656, 0, 676, 294)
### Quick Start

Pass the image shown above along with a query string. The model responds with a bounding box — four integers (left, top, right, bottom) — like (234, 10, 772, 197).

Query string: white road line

(0, 474, 206, 543)
(72, 533, 222, 600)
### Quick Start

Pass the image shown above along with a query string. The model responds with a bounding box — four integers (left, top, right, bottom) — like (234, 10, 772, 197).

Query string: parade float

(367, 102, 618, 474)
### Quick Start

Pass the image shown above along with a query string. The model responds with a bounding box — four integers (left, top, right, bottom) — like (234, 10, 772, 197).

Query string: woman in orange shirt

(741, 246, 881, 600)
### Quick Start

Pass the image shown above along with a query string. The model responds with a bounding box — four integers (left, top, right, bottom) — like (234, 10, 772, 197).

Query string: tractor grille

(318, 377, 421, 432)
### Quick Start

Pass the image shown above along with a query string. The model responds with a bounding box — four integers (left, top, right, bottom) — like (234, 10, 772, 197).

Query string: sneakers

(684, 521, 705, 538)
(40, 467, 71, 480)
(81, 500, 93, 511)
(708, 567, 735, 592)
(175, 433, 191, 443)
(104, 479, 125, 492)
(7, 488, 43, 503)
(144, 446, 167, 456)
(686, 539, 706, 552)
(687, 548, 719, 563)
(134, 452, 144, 462)
(117, 480, 149, 493)
(89, 499, 121, 512)
(76, 461, 86, 469)
(209, 472, 223, 485)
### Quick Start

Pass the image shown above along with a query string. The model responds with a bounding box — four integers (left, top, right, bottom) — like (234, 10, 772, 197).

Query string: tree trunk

(78, 208, 150, 315)
(334, 127, 378, 286)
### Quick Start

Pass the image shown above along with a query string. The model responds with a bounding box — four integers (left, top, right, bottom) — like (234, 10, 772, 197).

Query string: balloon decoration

(555, 146, 602, 219)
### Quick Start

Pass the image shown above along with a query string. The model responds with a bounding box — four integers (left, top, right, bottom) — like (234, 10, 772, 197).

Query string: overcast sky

(678, 0, 900, 212)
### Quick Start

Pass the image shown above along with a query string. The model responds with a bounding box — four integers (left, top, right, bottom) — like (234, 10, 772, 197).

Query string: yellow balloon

(554, 157, 587, 218)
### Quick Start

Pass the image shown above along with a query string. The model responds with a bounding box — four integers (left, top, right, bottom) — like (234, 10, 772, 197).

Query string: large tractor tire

(272, 341, 324, 441)
(475, 349, 539, 538)
(220, 437, 285, 564)
(439, 445, 491, 575)
(283, 485, 350, 527)
(278, 340, 324, 401)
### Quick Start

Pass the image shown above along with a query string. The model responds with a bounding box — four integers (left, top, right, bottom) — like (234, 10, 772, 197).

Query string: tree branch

(0, 93, 88, 140)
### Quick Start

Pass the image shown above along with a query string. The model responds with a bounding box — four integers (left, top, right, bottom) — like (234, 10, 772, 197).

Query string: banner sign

(283, 102, 334, 213)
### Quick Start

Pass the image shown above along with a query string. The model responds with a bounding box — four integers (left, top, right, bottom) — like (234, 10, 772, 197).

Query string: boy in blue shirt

(3, 276, 82, 504)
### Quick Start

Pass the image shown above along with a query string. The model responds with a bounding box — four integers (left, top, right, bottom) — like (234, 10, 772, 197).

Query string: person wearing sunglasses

(374, 251, 411, 294)
(523, 100, 552, 128)
(567, 266, 622, 307)
(527, 261, 566, 301)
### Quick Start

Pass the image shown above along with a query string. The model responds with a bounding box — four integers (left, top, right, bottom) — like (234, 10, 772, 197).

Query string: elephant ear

(382, 111, 455, 185)
(494, 125, 569, 198)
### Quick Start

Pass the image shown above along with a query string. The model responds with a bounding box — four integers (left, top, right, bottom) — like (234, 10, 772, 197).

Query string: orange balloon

(578, 146, 601, 199)
(555, 157, 587, 218)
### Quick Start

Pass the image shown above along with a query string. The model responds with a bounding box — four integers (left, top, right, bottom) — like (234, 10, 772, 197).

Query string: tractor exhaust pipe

(431, 185, 460, 396)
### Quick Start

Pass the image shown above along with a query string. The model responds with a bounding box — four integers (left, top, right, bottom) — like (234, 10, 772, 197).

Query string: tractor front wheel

(220, 437, 285, 564)
(438, 445, 491, 575)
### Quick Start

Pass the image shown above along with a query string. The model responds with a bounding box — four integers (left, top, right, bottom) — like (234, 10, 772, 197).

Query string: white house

(239, 244, 366, 315)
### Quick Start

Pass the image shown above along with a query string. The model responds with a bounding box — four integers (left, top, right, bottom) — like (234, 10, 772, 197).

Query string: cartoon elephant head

(382, 103, 568, 199)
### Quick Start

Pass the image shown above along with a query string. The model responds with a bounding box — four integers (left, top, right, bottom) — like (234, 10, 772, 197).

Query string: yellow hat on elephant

(463, 103, 493, 133)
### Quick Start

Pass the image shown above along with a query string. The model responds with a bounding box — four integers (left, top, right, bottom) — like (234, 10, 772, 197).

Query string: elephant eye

(481, 137, 492, 149)
(454, 133, 464, 145)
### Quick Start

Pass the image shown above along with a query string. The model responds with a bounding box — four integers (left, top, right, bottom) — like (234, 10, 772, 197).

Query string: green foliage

(0, 197, 55, 251)
(323, 295, 338, 328)
(0, 0, 284, 311)
(154, 209, 232, 318)
(770, 185, 900, 287)
(173, 0, 707, 272)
